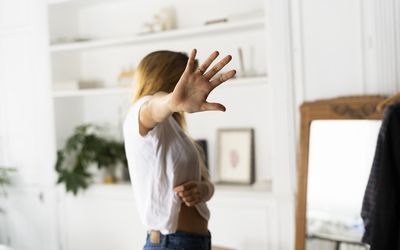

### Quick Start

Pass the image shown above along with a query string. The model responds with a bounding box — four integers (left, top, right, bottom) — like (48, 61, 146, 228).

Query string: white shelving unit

(46, 1, 279, 249)
(49, 0, 269, 180)
(50, 18, 265, 52)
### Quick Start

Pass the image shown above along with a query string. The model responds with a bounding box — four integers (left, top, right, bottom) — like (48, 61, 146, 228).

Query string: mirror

(295, 96, 386, 250)
(307, 120, 381, 249)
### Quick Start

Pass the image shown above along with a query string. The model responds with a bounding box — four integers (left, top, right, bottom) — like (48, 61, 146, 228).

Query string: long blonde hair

(133, 50, 210, 180)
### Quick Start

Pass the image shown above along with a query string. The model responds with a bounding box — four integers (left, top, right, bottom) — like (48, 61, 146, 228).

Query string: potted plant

(55, 124, 128, 195)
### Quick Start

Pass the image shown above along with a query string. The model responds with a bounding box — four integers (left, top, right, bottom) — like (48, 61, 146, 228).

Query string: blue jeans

(143, 230, 211, 250)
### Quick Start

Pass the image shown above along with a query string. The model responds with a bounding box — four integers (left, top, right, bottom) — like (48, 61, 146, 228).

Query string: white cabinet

(2, 187, 59, 250)
(57, 184, 281, 250)
(58, 185, 146, 250)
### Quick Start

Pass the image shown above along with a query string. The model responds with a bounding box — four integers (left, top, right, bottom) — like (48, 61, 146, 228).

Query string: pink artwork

(229, 150, 240, 168)
(218, 128, 254, 184)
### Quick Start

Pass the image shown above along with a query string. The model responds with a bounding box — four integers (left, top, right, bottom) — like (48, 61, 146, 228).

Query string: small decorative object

(217, 128, 255, 184)
(78, 79, 103, 89)
(204, 9, 265, 26)
(117, 67, 135, 87)
(158, 6, 176, 30)
(55, 124, 127, 195)
(204, 18, 228, 25)
(103, 168, 117, 184)
(140, 6, 177, 34)
(237, 47, 258, 77)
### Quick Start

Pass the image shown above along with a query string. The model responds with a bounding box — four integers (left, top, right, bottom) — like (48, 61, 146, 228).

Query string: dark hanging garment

(361, 103, 400, 249)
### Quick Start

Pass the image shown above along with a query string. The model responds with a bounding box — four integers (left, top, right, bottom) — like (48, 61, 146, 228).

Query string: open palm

(169, 49, 236, 113)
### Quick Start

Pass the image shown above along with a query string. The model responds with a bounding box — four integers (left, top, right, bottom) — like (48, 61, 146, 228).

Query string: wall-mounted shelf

(48, 0, 72, 5)
(53, 86, 131, 98)
(50, 18, 265, 53)
(52, 76, 267, 98)
(48, 0, 121, 6)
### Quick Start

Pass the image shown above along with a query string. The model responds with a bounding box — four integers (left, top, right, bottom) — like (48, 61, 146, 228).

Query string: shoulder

(123, 96, 153, 138)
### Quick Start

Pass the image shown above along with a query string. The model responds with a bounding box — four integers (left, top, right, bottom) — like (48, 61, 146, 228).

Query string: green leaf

(54, 123, 128, 195)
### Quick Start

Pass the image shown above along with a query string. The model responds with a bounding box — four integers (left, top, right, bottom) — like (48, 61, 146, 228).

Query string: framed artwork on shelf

(217, 128, 255, 184)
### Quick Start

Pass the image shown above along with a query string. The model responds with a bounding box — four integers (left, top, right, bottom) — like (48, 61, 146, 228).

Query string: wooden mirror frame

(295, 95, 387, 250)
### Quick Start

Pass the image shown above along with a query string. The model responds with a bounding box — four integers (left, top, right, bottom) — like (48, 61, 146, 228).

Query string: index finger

(173, 182, 197, 192)
(185, 49, 197, 73)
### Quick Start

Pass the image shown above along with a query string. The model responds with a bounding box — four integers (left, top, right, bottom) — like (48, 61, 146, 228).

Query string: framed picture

(217, 128, 255, 184)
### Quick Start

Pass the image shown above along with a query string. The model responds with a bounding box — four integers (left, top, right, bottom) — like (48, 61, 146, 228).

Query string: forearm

(201, 180, 215, 202)
(140, 92, 174, 132)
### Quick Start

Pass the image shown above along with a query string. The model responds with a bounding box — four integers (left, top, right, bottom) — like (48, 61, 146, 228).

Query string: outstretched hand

(168, 49, 236, 113)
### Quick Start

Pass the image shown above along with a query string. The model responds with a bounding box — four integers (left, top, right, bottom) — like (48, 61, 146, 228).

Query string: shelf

(48, 0, 121, 6)
(52, 76, 267, 98)
(53, 86, 131, 98)
(48, 0, 73, 5)
(50, 18, 265, 53)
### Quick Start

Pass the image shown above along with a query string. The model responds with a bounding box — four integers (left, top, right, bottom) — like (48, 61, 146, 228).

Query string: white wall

(292, 0, 400, 106)
(290, 1, 400, 249)
(0, 0, 59, 249)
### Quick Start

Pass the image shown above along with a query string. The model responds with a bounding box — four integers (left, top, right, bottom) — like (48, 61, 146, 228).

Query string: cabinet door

(0, 202, 10, 246)
(3, 188, 58, 250)
(60, 186, 147, 250)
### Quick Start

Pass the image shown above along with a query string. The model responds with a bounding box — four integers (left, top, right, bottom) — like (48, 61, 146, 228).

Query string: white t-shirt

(123, 95, 210, 234)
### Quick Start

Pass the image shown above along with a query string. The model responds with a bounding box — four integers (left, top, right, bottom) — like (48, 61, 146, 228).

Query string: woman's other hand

(168, 49, 236, 113)
(173, 181, 213, 207)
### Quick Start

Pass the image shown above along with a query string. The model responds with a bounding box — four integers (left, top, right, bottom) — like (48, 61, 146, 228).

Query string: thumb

(201, 102, 226, 112)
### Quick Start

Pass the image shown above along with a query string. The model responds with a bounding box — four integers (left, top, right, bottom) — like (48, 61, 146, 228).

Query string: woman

(123, 49, 236, 250)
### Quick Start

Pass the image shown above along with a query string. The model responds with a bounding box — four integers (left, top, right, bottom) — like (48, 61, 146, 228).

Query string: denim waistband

(171, 230, 211, 238)
(144, 230, 211, 250)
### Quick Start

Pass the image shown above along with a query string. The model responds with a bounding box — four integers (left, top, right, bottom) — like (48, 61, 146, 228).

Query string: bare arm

(139, 49, 236, 136)
(200, 179, 215, 202)
(138, 92, 173, 136)
(173, 179, 215, 207)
